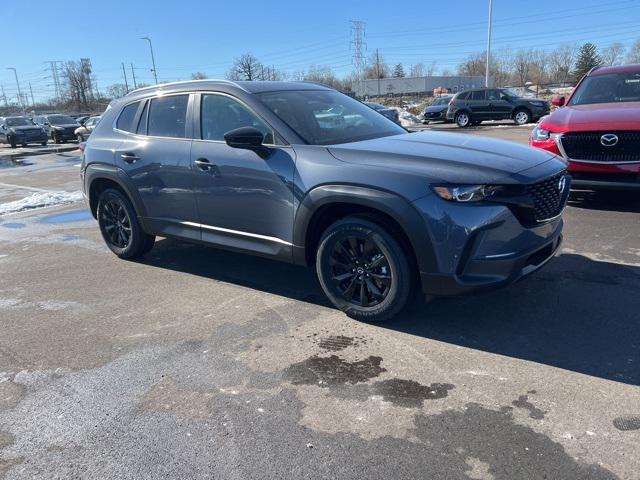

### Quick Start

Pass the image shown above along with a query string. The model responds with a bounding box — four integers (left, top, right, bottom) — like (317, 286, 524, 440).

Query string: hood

(541, 102, 640, 132)
(52, 123, 80, 129)
(328, 131, 560, 184)
(425, 104, 448, 113)
(10, 125, 43, 132)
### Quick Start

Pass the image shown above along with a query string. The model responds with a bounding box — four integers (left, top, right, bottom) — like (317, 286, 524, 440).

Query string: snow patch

(391, 107, 421, 127)
(0, 191, 83, 216)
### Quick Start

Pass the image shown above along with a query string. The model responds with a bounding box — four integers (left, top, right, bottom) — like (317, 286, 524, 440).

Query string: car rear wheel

(514, 109, 531, 125)
(316, 217, 412, 323)
(9, 136, 16, 148)
(97, 188, 155, 259)
(455, 111, 471, 128)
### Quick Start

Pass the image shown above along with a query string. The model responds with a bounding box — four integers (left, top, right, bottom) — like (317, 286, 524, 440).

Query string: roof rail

(125, 78, 246, 96)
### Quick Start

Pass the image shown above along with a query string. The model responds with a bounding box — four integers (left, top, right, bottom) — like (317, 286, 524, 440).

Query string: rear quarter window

(116, 101, 141, 132)
(457, 92, 469, 100)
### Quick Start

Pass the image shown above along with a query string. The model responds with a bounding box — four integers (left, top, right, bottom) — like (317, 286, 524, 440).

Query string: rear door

(468, 90, 491, 119)
(190, 92, 295, 258)
(114, 94, 200, 241)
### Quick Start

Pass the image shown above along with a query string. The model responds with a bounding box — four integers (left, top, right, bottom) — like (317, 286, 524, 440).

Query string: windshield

(257, 90, 405, 145)
(5, 117, 33, 127)
(570, 72, 640, 105)
(430, 97, 451, 106)
(366, 102, 385, 110)
(502, 88, 520, 99)
(48, 115, 76, 125)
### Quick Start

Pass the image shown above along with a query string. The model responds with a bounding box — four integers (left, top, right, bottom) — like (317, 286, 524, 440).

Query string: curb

(0, 145, 80, 160)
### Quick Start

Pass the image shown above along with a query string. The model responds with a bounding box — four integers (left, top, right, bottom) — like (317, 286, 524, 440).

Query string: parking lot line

(0, 181, 56, 193)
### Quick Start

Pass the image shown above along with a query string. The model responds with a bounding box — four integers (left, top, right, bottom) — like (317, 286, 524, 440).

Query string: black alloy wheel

(101, 198, 132, 249)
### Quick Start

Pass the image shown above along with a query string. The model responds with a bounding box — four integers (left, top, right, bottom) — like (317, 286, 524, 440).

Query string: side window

(200, 94, 277, 144)
(116, 101, 140, 132)
(136, 101, 149, 135)
(457, 92, 469, 101)
(148, 95, 188, 138)
(487, 89, 501, 101)
(470, 90, 486, 101)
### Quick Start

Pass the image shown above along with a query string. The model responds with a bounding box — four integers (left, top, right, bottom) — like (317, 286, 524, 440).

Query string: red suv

(529, 64, 640, 190)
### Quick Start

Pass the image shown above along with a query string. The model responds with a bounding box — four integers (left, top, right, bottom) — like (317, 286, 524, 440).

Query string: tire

(41, 141, 47, 146)
(455, 111, 471, 128)
(51, 132, 58, 144)
(513, 108, 531, 125)
(316, 217, 413, 323)
(9, 136, 16, 149)
(97, 188, 155, 259)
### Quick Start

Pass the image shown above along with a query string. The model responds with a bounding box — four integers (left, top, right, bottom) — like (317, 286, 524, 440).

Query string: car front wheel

(316, 217, 413, 322)
(514, 109, 531, 125)
(455, 111, 471, 128)
(97, 188, 155, 259)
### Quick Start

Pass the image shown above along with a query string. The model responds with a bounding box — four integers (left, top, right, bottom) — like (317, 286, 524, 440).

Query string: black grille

(560, 131, 640, 162)
(526, 171, 568, 222)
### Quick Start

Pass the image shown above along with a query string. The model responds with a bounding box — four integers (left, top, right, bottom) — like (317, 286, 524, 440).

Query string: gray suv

(82, 80, 569, 322)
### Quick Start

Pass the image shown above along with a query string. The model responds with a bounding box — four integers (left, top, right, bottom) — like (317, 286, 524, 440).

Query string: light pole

(141, 37, 158, 84)
(485, 0, 493, 88)
(7, 67, 24, 111)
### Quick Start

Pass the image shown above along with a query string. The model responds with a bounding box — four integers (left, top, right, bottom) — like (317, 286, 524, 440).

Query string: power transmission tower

(29, 82, 35, 107)
(46, 61, 63, 102)
(0, 85, 7, 107)
(350, 20, 366, 98)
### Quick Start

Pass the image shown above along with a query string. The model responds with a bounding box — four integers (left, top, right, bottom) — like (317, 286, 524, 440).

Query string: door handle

(121, 153, 140, 164)
(195, 157, 216, 171)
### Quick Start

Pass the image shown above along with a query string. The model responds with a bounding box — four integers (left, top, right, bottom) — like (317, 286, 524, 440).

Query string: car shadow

(568, 190, 640, 213)
(138, 240, 640, 386)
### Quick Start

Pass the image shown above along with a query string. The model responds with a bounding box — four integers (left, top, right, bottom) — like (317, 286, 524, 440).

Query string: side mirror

(552, 96, 565, 107)
(224, 127, 270, 158)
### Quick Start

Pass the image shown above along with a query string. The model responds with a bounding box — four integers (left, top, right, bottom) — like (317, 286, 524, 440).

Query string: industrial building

(355, 75, 492, 98)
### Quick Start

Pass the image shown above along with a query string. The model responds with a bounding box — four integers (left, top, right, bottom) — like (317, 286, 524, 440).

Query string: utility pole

(141, 37, 159, 84)
(7, 67, 24, 112)
(350, 20, 366, 98)
(130, 63, 138, 89)
(29, 82, 35, 107)
(485, 0, 493, 88)
(122, 62, 130, 93)
(376, 48, 381, 96)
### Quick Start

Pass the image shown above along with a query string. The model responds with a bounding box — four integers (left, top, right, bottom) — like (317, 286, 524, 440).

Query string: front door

(486, 89, 513, 120)
(190, 93, 295, 258)
(115, 94, 199, 241)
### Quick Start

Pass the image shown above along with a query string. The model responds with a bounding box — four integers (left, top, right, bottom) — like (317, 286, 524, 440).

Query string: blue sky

(2, 0, 640, 102)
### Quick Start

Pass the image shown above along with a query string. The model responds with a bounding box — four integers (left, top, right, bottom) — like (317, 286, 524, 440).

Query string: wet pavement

(0, 134, 638, 479)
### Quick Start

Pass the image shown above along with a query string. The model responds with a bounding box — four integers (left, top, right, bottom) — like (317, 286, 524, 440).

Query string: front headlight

(531, 126, 550, 141)
(432, 185, 501, 202)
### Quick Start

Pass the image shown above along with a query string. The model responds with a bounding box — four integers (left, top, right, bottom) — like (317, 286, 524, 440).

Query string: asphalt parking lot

(0, 126, 639, 479)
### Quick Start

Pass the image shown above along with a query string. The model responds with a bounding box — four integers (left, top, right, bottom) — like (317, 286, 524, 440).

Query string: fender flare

(84, 163, 148, 219)
(292, 184, 438, 273)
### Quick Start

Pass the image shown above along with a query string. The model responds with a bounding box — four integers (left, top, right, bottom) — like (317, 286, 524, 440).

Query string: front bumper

(412, 194, 565, 296)
(11, 132, 48, 144)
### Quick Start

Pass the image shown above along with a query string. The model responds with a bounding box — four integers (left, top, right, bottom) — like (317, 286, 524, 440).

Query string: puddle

(1, 223, 25, 229)
(39, 209, 93, 224)
(285, 355, 385, 387)
(0, 157, 31, 168)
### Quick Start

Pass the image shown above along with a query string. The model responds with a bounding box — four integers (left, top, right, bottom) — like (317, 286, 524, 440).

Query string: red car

(529, 64, 640, 190)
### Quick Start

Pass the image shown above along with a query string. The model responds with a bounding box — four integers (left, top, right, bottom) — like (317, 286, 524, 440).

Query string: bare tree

(303, 65, 343, 90)
(601, 43, 625, 66)
(106, 83, 128, 99)
(227, 53, 263, 81)
(62, 59, 94, 108)
(425, 61, 437, 76)
(548, 43, 577, 83)
(410, 63, 424, 77)
(364, 51, 390, 79)
(191, 72, 208, 80)
(626, 39, 640, 64)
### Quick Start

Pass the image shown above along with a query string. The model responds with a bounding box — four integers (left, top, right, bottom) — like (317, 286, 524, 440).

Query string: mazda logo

(558, 175, 567, 193)
(600, 133, 619, 147)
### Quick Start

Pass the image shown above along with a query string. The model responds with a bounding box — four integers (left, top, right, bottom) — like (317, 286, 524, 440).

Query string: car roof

(590, 63, 640, 76)
(123, 79, 331, 101)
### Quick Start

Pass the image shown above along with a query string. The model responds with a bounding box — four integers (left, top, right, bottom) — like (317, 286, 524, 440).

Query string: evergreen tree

(572, 43, 601, 82)
(392, 63, 405, 78)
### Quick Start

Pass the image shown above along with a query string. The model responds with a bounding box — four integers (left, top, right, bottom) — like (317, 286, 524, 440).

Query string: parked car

(365, 102, 401, 124)
(529, 64, 640, 191)
(422, 95, 453, 124)
(32, 114, 81, 143)
(446, 88, 550, 127)
(0, 116, 48, 148)
(75, 116, 101, 142)
(83, 80, 568, 322)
